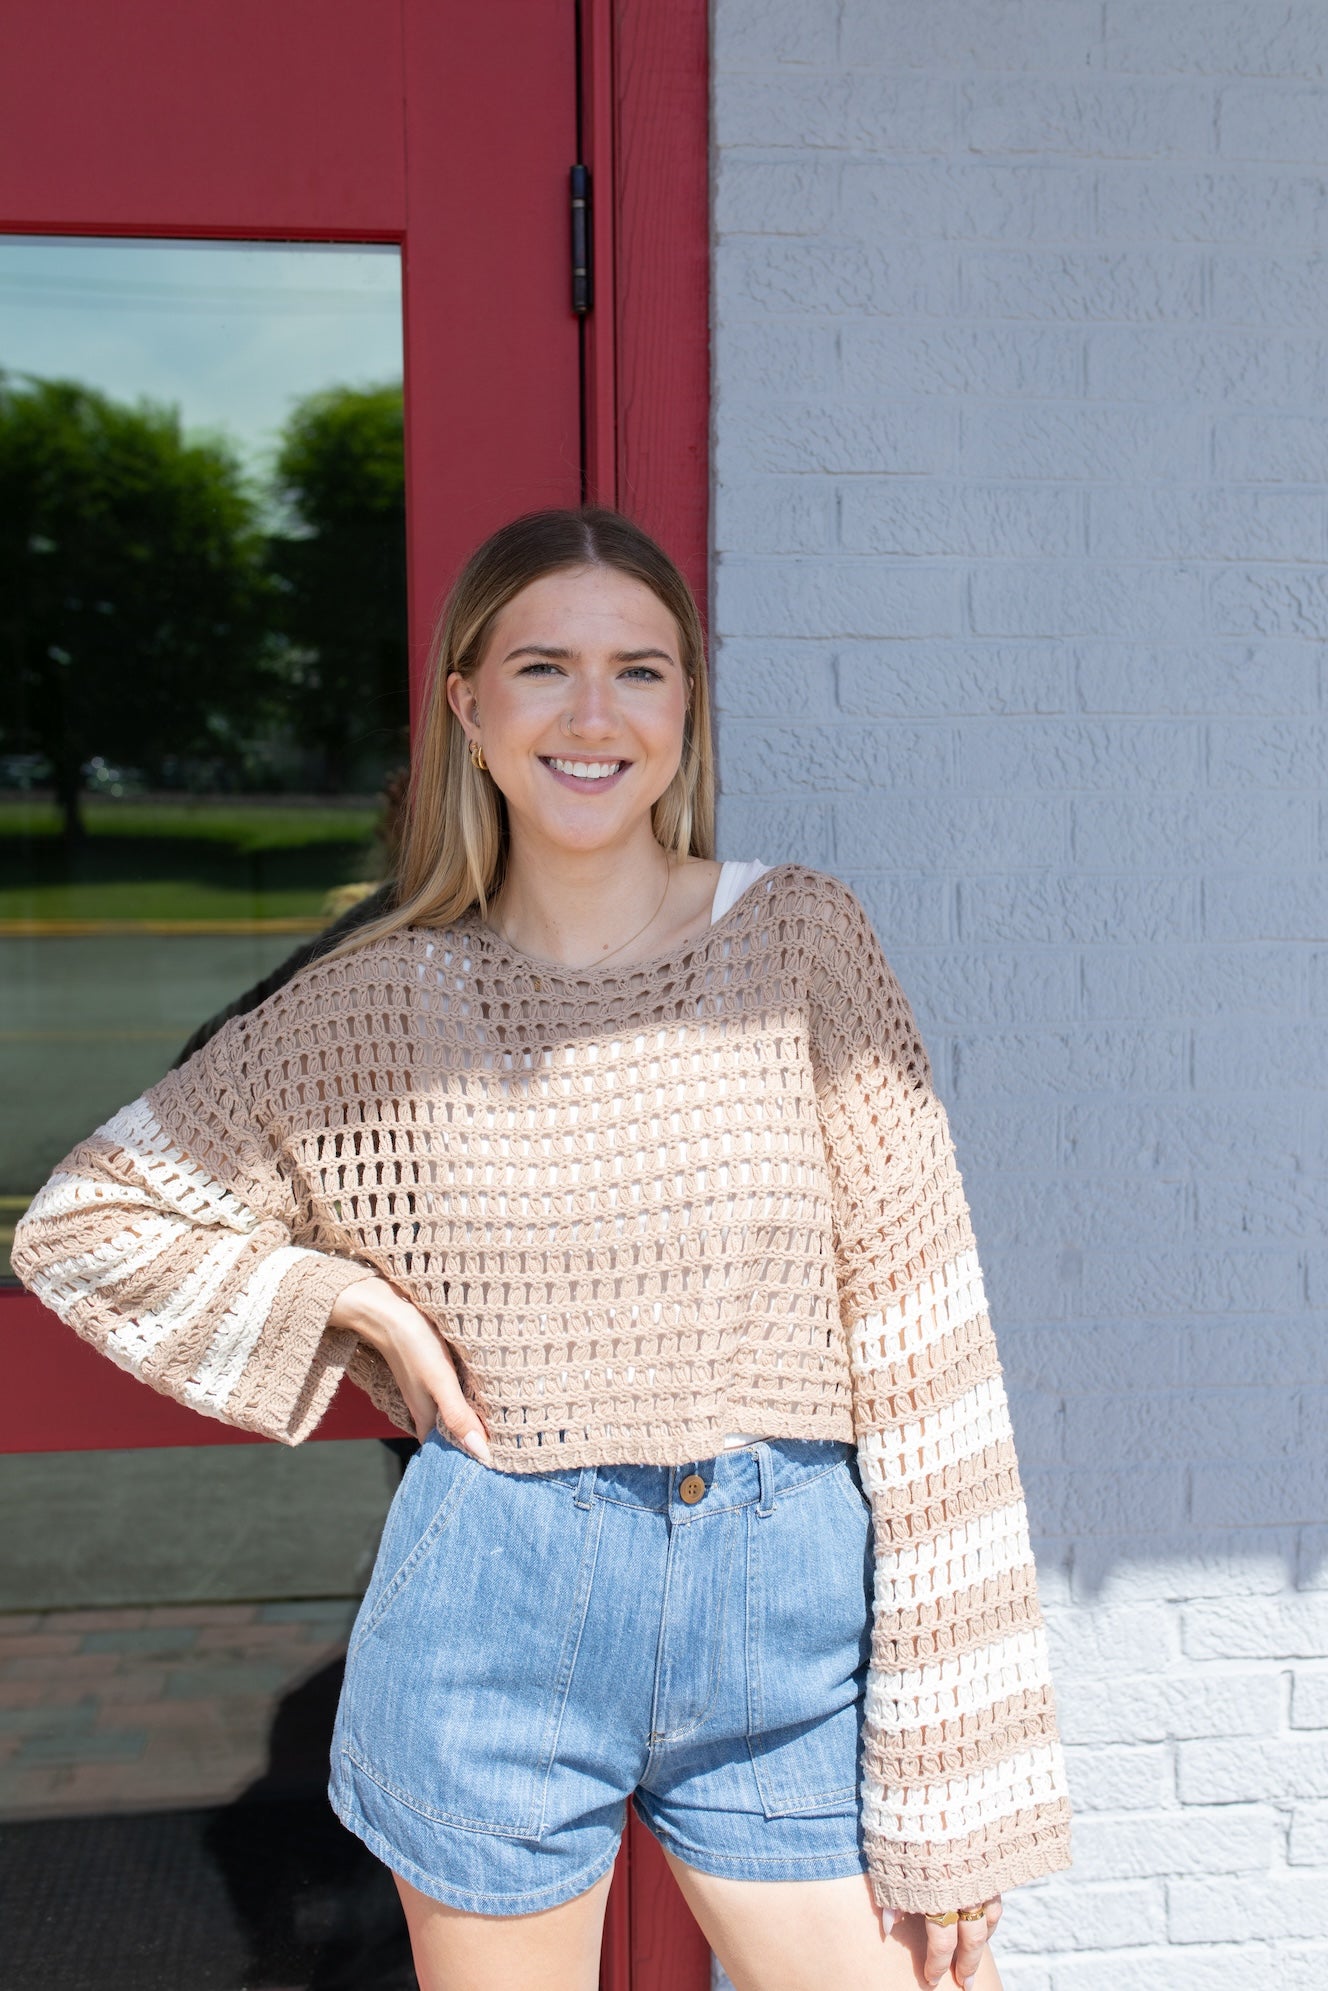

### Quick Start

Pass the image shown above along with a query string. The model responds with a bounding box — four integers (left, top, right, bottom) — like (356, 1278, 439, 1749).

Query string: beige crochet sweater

(12, 860, 1073, 1913)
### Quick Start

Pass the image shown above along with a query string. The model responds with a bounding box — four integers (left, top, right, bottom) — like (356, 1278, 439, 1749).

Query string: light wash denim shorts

(328, 1427, 874, 1916)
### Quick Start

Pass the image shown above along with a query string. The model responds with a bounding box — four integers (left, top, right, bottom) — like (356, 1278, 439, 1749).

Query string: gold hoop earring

(468, 738, 488, 773)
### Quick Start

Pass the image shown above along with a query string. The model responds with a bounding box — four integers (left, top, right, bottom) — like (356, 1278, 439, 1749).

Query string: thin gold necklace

(497, 856, 675, 970)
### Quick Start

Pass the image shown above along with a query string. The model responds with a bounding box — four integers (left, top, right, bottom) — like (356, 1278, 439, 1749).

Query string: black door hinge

(570, 163, 592, 315)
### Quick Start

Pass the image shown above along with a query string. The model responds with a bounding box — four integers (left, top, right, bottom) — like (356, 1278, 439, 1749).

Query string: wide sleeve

(806, 874, 1073, 1916)
(10, 1014, 379, 1446)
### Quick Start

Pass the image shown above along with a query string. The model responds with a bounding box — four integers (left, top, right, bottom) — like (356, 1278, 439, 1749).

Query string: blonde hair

(318, 506, 715, 967)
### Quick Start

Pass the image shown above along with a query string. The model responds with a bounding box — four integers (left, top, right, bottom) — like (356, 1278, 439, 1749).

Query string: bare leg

(657, 1852, 1006, 1991)
(392, 1862, 615, 1991)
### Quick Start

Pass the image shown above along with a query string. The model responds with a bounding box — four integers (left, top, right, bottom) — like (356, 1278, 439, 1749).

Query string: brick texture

(711, 2, 1327, 1983)
(0, 1600, 357, 1821)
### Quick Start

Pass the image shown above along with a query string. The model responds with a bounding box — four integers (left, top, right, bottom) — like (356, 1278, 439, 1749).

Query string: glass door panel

(0, 235, 408, 1278)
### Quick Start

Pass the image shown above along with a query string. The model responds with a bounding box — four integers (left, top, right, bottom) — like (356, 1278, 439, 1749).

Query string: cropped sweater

(12, 860, 1073, 1915)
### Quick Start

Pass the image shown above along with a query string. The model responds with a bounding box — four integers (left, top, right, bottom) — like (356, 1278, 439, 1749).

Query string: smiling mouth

(539, 755, 628, 783)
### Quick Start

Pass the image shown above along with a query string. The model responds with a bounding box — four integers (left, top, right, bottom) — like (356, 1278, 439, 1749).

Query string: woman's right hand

(328, 1276, 493, 1463)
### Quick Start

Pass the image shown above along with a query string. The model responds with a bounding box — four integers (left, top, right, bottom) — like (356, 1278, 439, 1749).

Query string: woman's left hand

(921, 1893, 1002, 1989)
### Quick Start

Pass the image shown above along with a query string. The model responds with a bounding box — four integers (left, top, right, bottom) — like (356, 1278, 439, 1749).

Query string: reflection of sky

(0, 235, 402, 477)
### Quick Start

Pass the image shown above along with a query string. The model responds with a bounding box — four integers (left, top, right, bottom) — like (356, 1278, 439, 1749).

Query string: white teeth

(547, 758, 623, 779)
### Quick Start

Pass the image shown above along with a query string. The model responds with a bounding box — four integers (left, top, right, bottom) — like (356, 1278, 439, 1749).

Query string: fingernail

(463, 1430, 493, 1466)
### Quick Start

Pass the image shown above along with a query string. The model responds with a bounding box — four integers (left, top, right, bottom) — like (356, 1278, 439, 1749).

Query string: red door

(0, 0, 582, 1451)
(0, 7, 711, 1986)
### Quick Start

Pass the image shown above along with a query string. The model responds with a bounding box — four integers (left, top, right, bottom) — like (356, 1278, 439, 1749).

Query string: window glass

(0, 237, 408, 1277)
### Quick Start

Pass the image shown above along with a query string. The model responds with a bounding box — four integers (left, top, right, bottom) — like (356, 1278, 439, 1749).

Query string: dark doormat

(0, 1796, 418, 1991)
(0, 1649, 418, 1990)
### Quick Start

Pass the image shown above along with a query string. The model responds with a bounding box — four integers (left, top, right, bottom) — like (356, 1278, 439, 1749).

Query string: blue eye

(517, 661, 665, 681)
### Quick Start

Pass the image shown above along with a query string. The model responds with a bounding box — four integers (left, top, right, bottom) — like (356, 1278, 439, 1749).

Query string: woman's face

(446, 563, 690, 857)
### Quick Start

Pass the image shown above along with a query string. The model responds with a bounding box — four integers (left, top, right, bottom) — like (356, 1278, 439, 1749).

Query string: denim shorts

(327, 1428, 875, 1916)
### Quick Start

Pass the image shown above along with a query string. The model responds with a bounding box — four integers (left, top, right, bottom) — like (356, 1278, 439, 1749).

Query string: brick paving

(0, 1598, 360, 1820)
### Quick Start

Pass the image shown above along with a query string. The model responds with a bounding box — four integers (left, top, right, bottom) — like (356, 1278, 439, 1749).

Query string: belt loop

(574, 1465, 597, 1510)
(756, 1441, 776, 1517)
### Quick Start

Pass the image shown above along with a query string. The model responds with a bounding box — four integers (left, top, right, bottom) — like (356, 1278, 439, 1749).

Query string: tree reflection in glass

(0, 238, 407, 1277)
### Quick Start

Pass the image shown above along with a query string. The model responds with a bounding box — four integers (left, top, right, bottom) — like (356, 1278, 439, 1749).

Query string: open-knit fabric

(12, 860, 1073, 1913)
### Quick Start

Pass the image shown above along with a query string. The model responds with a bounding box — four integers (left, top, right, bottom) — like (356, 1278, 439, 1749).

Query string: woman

(12, 508, 1073, 1991)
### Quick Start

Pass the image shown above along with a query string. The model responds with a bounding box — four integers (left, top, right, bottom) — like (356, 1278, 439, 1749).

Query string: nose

(561, 671, 620, 742)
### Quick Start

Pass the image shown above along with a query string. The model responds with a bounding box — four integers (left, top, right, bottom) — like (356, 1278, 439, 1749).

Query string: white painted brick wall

(710, 3, 1328, 1984)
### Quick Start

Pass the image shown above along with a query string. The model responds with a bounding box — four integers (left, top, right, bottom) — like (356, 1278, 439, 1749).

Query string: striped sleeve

(10, 1017, 377, 1446)
(808, 875, 1073, 1917)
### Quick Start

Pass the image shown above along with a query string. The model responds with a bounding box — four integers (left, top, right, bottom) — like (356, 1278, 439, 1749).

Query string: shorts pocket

(745, 1463, 872, 1819)
(336, 1435, 604, 1841)
(346, 1431, 482, 1662)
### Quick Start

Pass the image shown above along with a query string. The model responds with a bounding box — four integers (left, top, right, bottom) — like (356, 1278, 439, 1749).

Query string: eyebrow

(501, 643, 677, 666)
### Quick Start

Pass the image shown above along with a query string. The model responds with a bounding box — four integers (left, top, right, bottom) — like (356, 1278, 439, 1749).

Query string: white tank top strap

(710, 857, 774, 925)
(710, 859, 779, 1452)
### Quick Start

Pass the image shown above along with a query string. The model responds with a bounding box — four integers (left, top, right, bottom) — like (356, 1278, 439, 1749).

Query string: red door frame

(580, 13, 712, 1985)
(580, 0, 710, 601)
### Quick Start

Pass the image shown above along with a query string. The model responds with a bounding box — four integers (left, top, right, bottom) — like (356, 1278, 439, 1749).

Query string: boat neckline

(432, 860, 794, 985)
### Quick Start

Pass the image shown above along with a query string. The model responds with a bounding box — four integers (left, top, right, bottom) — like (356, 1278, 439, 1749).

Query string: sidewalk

(0, 1597, 359, 1820)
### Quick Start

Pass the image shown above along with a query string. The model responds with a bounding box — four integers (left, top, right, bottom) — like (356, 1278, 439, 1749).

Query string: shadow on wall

(967, 1169, 1319, 1612)
(815, 873, 1321, 1628)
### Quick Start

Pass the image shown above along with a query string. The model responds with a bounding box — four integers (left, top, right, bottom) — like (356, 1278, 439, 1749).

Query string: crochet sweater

(12, 860, 1073, 1914)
